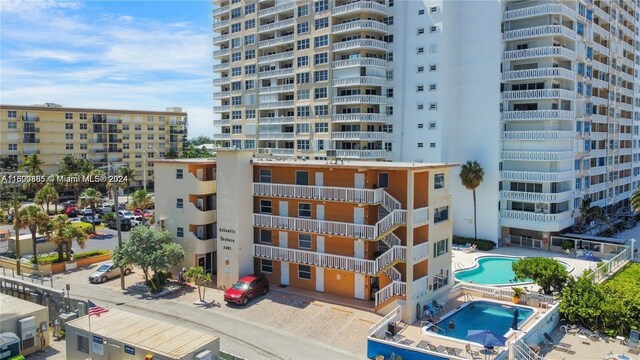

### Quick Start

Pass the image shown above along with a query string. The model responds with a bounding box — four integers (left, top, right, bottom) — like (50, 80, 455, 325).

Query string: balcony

(187, 202, 217, 225)
(501, 170, 574, 182)
(332, 58, 387, 69)
(332, 20, 389, 35)
(500, 190, 575, 203)
(503, 3, 576, 21)
(258, 35, 294, 49)
(501, 110, 575, 121)
(375, 281, 406, 307)
(501, 67, 575, 81)
(21, 116, 40, 122)
(212, 62, 229, 71)
(336, 149, 388, 159)
(503, 46, 575, 61)
(331, 114, 387, 123)
(187, 231, 217, 256)
(258, 18, 294, 33)
(501, 150, 573, 161)
(258, 68, 294, 79)
(257, 100, 294, 110)
(212, 20, 229, 31)
(332, 1, 388, 16)
(213, 77, 229, 85)
(331, 132, 388, 141)
(212, 5, 229, 16)
(501, 131, 574, 141)
(213, 119, 230, 126)
(332, 95, 387, 105)
(22, 149, 40, 155)
(213, 91, 230, 99)
(258, 116, 294, 125)
(332, 39, 387, 52)
(259, 133, 295, 140)
(332, 76, 387, 87)
(213, 48, 230, 58)
(258, 84, 294, 94)
(258, 51, 294, 63)
(253, 183, 386, 204)
(22, 127, 40, 133)
(212, 133, 231, 140)
(213, 105, 230, 112)
(186, 172, 216, 194)
(503, 25, 576, 41)
(257, 2, 295, 17)
(262, 148, 295, 156)
(502, 89, 575, 101)
(500, 210, 574, 232)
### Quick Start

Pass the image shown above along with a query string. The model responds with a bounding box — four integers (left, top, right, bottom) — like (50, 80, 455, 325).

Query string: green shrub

(36, 249, 110, 264)
(72, 222, 93, 234)
(453, 236, 495, 251)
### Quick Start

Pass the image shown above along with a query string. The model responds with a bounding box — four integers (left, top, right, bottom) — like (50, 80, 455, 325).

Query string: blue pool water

(455, 257, 528, 285)
(434, 301, 534, 341)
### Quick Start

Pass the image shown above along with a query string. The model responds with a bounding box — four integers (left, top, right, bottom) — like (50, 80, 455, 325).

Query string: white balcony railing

(412, 242, 429, 262)
(212, 20, 229, 30)
(501, 110, 575, 121)
(332, 20, 389, 34)
(258, 18, 294, 33)
(332, 57, 387, 69)
(332, 0, 388, 16)
(503, 25, 576, 41)
(257, 1, 295, 17)
(212, 133, 230, 140)
(413, 207, 429, 226)
(213, 105, 230, 112)
(500, 190, 575, 203)
(331, 114, 387, 123)
(212, 62, 229, 71)
(253, 183, 384, 204)
(332, 95, 387, 105)
(375, 281, 406, 307)
(213, 91, 230, 99)
(257, 100, 294, 110)
(501, 131, 574, 141)
(500, 210, 574, 224)
(257, 116, 294, 125)
(331, 131, 388, 141)
(212, 48, 230, 57)
(503, 46, 575, 61)
(259, 133, 295, 140)
(258, 51, 294, 63)
(212, 34, 229, 44)
(258, 35, 294, 49)
(501, 151, 574, 161)
(258, 68, 294, 79)
(332, 39, 388, 52)
(332, 76, 387, 87)
(335, 149, 388, 159)
(503, 3, 576, 21)
(213, 77, 229, 85)
(502, 89, 575, 101)
(501, 67, 575, 81)
(258, 84, 294, 94)
(212, 5, 229, 16)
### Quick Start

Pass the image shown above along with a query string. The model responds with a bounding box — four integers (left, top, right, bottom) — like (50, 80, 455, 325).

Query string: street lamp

(99, 163, 127, 290)
(143, 145, 160, 192)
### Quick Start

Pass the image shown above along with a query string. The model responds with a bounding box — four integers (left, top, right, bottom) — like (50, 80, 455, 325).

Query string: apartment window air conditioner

(19, 316, 36, 350)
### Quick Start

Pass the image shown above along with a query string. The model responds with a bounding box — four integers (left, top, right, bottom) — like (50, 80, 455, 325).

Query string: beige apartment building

(0, 104, 186, 187)
(154, 150, 457, 321)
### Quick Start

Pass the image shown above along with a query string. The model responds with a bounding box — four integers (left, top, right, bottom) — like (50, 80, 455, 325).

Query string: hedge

(453, 236, 495, 251)
(36, 249, 111, 264)
(72, 222, 93, 234)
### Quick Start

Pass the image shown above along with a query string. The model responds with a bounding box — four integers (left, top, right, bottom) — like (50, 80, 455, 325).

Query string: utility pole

(13, 182, 21, 275)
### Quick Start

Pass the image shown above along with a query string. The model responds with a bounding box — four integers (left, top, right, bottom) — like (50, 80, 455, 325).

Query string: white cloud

(0, 0, 82, 13)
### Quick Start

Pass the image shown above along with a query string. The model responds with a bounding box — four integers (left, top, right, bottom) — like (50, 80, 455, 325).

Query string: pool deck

(541, 326, 638, 360)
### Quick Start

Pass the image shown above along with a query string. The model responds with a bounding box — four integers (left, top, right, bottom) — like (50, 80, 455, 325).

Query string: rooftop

(0, 104, 187, 116)
(0, 294, 48, 321)
(66, 308, 218, 358)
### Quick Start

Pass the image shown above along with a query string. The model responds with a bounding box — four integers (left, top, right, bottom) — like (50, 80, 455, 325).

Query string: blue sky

(0, 0, 214, 138)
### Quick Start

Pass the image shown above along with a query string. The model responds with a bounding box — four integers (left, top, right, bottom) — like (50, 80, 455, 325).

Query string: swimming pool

(432, 301, 534, 342)
(455, 256, 570, 286)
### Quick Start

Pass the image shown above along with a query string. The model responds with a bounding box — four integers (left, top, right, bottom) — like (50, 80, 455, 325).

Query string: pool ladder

(421, 320, 446, 335)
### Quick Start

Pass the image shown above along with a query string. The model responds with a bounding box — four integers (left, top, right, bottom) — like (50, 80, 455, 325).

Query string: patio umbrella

(466, 329, 507, 348)
(511, 308, 519, 330)
(578, 254, 601, 262)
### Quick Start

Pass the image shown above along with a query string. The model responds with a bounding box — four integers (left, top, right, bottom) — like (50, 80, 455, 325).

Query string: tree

(57, 155, 93, 202)
(16, 206, 50, 265)
(48, 215, 87, 262)
(79, 188, 102, 234)
(0, 156, 18, 171)
(559, 272, 604, 329)
(164, 149, 179, 159)
(186, 266, 212, 303)
(578, 197, 610, 232)
(190, 136, 213, 146)
(117, 167, 136, 201)
(459, 160, 484, 240)
(512, 257, 569, 295)
(19, 154, 44, 176)
(127, 189, 154, 225)
(112, 227, 184, 291)
(631, 187, 640, 213)
(101, 212, 115, 224)
(34, 184, 58, 214)
(181, 144, 211, 159)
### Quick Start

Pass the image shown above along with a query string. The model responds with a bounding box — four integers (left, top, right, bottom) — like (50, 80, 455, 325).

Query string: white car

(130, 216, 144, 227)
(118, 210, 135, 219)
(78, 206, 94, 216)
(95, 205, 113, 214)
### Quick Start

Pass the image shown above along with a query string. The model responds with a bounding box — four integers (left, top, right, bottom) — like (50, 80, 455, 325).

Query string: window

(314, 35, 328, 48)
(315, 17, 328, 30)
(313, 70, 328, 83)
(434, 206, 449, 223)
(232, 67, 242, 76)
(429, 84, 437, 91)
(434, 173, 444, 189)
(66, 144, 73, 150)
(296, 123, 310, 134)
(418, 123, 424, 129)
(260, 229, 272, 244)
(430, 143, 436, 148)
(231, 8, 241, 18)
(417, 104, 424, 110)
(433, 239, 449, 257)
(259, 169, 272, 183)
(80, 143, 87, 149)
(260, 200, 272, 214)
(244, 3, 255, 14)
(80, 134, 87, 140)
(383, 16, 394, 25)
(378, 173, 389, 188)
(297, 89, 310, 100)
(314, 87, 327, 99)
(297, 139, 310, 150)
(7, 110, 16, 118)
(314, 0, 328, 13)
(232, 52, 242, 62)
(297, 39, 310, 50)
(177, 227, 184, 237)
(417, 47, 424, 54)
(297, 106, 310, 117)
(297, 56, 309, 67)
(246, 109, 256, 118)
(232, 125, 242, 134)
(8, 122, 17, 129)
(298, 4, 309, 17)
(232, 96, 242, 105)
(176, 198, 183, 209)
(314, 105, 328, 116)
(417, 28, 425, 35)
(430, 6, 438, 12)
(245, 19, 255, 29)
(244, 34, 255, 45)
(430, 26, 437, 33)
(417, 66, 424, 73)
(231, 23, 241, 33)
(65, 112, 73, 119)
(314, 53, 328, 65)
(315, 122, 328, 132)
(7, 144, 17, 151)
(296, 171, 309, 185)
(387, 89, 394, 98)
(429, 44, 438, 53)
(430, 103, 437, 110)
(297, 22, 309, 34)
(298, 203, 311, 217)
(298, 234, 312, 249)
(245, 64, 256, 74)
(418, 143, 424, 148)
(231, 38, 241, 48)
(417, 85, 424, 92)
(176, 169, 183, 179)
(430, 64, 437, 71)
(65, 123, 73, 130)
(418, 9, 425, 15)
(387, 52, 393, 61)
(79, 113, 87, 120)
(261, 259, 273, 273)
(77, 335, 89, 354)
(232, 111, 242, 120)
(298, 264, 311, 279)
(147, 125, 154, 131)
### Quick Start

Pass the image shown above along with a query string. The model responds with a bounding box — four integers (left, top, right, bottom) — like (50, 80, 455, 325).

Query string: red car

(224, 274, 269, 305)
(65, 206, 78, 217)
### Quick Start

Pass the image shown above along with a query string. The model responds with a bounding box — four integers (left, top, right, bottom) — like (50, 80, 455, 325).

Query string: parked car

(60, 200, 77, 208)
(89, 263, 132, 284)
(80, 215, 101, 225)
(95, 205, 113, 214)
(68, 217, 81, 223)
(130, 216, 144, 227)
(224, 274, 269, 305)
(133, 209, 143, 216)
(118, 210, 135, 220)
(65, 206, 78, 217)
(78, 206, 95, 216)
(107, 217, 131, 231)
(0, 251, 16, 259)
(143, 210, 153, 218)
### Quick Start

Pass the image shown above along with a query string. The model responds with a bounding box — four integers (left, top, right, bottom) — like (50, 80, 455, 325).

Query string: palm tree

(186, 266, 212, 303)
(164, 149, 178, 159)
(79, 188, 102, 234)
(0, 156, 18, 170)
(34, 184, 58, 214)
(127, 189, 154, 225)
(16, 205, 50, 265)
(118, 166, 136, 201)
(58, 155, 94, 202)
(19, 154, 44, 176)
(48, 215, 87, 262)
(631, 187, 640, 213)
(578, 197, 611, 233)
(459, 160, 485, 240)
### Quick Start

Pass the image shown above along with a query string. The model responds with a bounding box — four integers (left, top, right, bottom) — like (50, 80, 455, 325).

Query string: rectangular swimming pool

(433, 301, 534, 342)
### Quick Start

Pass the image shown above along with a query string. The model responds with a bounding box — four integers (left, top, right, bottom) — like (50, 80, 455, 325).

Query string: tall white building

(212, 0, 640, 243)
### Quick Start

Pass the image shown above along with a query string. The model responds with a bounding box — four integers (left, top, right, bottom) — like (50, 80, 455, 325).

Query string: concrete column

(404, 170, 415, 322)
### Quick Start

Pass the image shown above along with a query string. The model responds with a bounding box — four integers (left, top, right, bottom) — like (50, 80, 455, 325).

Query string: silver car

(89, 263, 132, 284)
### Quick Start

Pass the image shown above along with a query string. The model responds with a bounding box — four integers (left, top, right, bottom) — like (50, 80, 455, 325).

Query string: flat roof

(66, 308, 218, 358)
(561, 233, 628, 245)
(253, 159, 459, 170)
(0, 294, 48, 321)
(155, 158, 217, 165)
(0, 104, 186, 116)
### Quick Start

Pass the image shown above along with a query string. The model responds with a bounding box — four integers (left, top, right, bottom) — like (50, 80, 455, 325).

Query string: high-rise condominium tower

(212, 0, 639, 243)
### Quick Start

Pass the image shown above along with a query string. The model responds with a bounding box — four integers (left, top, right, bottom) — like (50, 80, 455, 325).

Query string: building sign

(124, 345, 135, 355)
(219, 228, 235, 251)
(92, 335, 104, 356)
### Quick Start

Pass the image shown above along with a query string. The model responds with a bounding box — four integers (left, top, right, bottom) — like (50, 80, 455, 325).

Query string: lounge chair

(432, 299, 445, 313)
(463, 244, 478, 253)
(416, 340, 430, 350)
(579, 326, 601, 341)
(627, 329, 639, 349)
(466, 343, 482, 359)
(543, 332, 572, 352)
